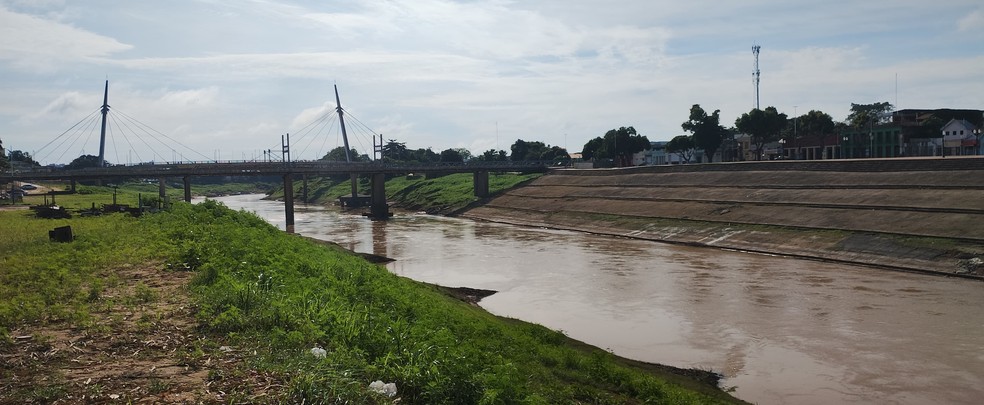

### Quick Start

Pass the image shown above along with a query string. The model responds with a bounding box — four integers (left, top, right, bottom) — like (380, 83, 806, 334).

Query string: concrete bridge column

(302, 174, 308, 204)
(370, 173, 390, 219)
(158, 178, 166, 199)
(349, 173, 359, 198)
(69, 180, 76, 193)
(473, 170, 490, 198)
(283, 174, 295, 233)
(183, 176, 192, 202)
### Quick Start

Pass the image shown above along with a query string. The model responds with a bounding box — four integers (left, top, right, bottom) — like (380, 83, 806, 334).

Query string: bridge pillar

(349, 173, 359, 198)
(69, 180, 76, 193)
(283, 174, 295, 233)
(473, 170, 490, 198)
(370, 173, 390, 219)
(183, 176, 192, 202)
(158, 178, 166, 199)
(302, 174, 308, 204)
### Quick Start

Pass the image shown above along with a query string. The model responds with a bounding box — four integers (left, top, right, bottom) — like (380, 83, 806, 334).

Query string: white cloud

(2, 1, 983, 162)
(958, 9, 983, 32)
(0, 6, 132, 72)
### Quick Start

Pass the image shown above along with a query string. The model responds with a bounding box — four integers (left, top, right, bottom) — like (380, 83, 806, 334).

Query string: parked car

(20, 184, 37, 190)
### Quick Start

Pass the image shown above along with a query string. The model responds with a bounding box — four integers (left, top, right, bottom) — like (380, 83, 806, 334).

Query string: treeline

(320, 139, 572, 164)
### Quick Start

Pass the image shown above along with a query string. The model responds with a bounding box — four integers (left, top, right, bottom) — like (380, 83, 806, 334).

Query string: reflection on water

(205, 195, 984, 405)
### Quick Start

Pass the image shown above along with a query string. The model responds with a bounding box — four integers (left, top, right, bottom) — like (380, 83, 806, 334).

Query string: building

(941, 119, 980, 156)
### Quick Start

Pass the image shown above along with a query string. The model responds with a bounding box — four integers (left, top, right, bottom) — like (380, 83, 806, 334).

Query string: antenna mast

(752, 45, 761, 110)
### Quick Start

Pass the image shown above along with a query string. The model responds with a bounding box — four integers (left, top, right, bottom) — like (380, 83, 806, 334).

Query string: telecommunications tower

(752, 45, 761, 110)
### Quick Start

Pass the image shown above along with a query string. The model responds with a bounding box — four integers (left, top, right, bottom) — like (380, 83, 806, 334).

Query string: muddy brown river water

(207, 195, 984, 404)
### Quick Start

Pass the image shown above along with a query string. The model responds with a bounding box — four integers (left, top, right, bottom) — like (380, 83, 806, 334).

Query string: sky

(1, 0, 982, 164)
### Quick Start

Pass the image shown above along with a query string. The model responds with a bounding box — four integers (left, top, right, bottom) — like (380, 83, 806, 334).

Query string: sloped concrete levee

(462, 157, 984, 277)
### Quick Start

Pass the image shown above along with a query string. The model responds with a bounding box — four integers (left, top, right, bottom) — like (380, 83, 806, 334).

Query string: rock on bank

(462, 158, 984, 278)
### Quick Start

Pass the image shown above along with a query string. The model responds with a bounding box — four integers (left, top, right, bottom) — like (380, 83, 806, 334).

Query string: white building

(941, 119, 981, 156)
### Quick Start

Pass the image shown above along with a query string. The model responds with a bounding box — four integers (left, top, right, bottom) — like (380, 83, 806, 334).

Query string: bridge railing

(1, 159, 552, 180)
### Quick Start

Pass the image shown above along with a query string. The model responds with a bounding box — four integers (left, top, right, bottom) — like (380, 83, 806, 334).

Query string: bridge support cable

(113, 109, 215, 163)
(341, 111, 382, 160)
(33, 108, 100, 163)
(57, 112, 101, 165)
(291, 111, 338, 161)
(34, 109, 100, 165)
(108, 112, 145, 164)
(109, 112, 167, 163)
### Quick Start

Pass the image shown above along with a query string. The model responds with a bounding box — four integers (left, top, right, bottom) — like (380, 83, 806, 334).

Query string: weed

(148, 378, 171, 394)
(86, 279, 103, 302)
(27, 383, 67, 402)
(133, 281, 157, 304)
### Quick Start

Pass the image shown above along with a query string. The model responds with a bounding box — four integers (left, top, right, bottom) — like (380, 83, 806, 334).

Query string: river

(205, 194, 984, 405)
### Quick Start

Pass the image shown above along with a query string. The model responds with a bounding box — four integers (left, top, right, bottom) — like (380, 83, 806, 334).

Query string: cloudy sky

(1, 0, 982, 164)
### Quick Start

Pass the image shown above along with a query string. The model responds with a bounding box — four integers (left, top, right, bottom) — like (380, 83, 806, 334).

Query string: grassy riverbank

(3, 181, 275, 209)
(0, 201, 743, 403)
(269, 172, 542, 214)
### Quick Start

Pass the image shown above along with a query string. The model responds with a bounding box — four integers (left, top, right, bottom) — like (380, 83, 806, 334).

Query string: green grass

(5, 180, 274, 210)
(0, 209, 167, 327)
(0, 200, 742, 404)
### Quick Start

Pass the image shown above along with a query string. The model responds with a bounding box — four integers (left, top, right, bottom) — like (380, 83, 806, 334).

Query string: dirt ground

(0, 264, 279, 404)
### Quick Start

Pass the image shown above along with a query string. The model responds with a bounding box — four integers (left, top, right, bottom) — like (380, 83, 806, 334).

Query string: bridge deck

(1, 161, 550, 181)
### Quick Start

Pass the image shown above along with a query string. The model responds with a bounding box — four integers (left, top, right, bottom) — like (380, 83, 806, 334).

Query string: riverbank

(461, 159, 984, 280)
(0, 202, 745, 404)
(268, 172, 542, 214)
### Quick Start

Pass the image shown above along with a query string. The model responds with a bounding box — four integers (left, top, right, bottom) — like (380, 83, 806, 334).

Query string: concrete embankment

(462, 157, 984, 278)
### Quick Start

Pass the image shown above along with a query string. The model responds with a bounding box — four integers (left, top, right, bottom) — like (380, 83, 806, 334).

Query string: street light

(976, 127, 982, 156)
(842, 135, 850, 158)
(778, 138, 786, 160)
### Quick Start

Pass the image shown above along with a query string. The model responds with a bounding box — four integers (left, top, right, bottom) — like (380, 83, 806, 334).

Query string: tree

(665, 135, 696, 163)
(681, 104, 728, 162)
(320, 146, 368, 162)
(66, 154, 104, 170)
(847, 102, 893, 131)
(452, 148, 473, 162)
(510, 139, 550, 161)
(580, 127, 650, 166)
(735, 107, 788, 161)
(0, 138, 8, 172)
(580, 137, 605, 161)
(474, 149, 508, 162)
(7, 150, 39, 166)
(408, 148, 439, 163)
(539, 145, 570, 163)
(792, 110, 835, 158)
(381, 140, 410, 162)
(795, 110, 835, 138)
(439, 148, 464, 163)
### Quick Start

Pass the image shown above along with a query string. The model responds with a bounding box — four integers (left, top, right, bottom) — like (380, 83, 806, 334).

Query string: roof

(942, 118, 978, 131)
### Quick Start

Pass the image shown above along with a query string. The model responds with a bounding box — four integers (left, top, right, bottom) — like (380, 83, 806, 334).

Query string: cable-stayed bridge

(2, 82, 549, 225)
